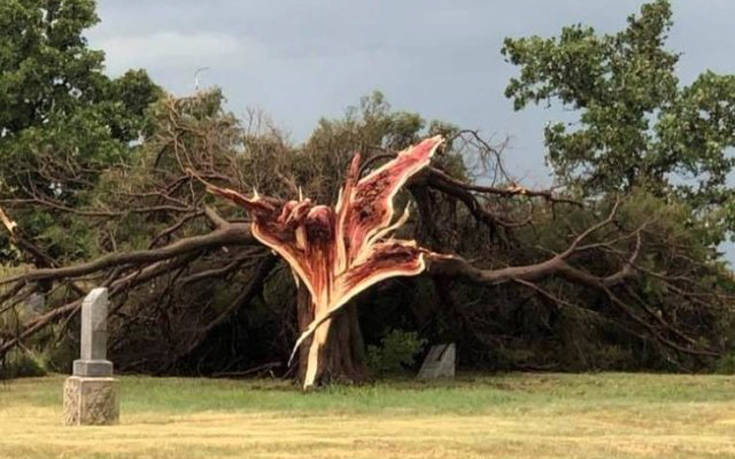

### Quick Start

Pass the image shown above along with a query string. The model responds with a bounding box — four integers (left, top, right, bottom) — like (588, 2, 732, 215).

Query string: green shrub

(714, 353, 735, 374)
(367, 329, 427, 375)
(0, 349, 47, 379)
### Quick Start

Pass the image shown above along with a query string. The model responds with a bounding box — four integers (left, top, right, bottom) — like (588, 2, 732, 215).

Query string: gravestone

(73, 288, 113, 377)
(63, 288, 119, 425)
(417, 343, 456, 379)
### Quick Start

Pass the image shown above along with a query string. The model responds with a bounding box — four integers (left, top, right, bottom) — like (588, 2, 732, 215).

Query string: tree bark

(296, 284, 368, 387)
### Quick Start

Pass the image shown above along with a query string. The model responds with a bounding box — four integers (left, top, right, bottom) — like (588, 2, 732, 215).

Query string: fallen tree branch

(0, 222, 255, 285)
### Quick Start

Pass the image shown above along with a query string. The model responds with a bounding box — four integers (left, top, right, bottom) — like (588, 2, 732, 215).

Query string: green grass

(1, 372, 735, 457)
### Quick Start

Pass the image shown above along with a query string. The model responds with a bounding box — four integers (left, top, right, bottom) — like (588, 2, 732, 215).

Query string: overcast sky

(86, 0, 735, 264)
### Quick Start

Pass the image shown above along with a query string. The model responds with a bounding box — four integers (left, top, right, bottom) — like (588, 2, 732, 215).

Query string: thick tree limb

(425, 228, 720, 358)
(424, 166, 582, 207)
(426, 252, 634, 288)
(0, 223, 256, 285)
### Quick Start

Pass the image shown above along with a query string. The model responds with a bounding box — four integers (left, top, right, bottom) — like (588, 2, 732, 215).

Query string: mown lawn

(1, 372, 734, 458)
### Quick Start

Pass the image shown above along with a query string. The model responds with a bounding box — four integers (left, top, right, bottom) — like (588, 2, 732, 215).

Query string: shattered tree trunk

(207, 136, 444, 389)
(296, 284, 367, 386)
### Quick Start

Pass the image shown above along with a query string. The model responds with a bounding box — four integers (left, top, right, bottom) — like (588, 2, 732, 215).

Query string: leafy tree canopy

(0, 0, 160, 263)
(502, 0, 735, 243)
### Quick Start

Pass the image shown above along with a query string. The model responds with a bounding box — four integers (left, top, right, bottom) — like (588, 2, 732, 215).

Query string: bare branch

(0, 223, 255, 286)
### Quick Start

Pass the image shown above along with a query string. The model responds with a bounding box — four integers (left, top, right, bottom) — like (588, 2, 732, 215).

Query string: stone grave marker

(63, 287, 119, 425)
(417, 343, 456, 379)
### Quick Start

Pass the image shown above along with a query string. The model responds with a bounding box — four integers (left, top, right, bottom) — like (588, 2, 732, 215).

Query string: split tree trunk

(296, 284, 368, 388)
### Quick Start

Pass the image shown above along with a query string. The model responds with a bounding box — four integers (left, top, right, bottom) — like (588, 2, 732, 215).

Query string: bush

(367, 329, 427, 375)
(714, 353, 735, 374)
(0, 349, 47, 379)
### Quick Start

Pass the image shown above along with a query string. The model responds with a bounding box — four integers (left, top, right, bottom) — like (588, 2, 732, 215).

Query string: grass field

(1, 372, 734, 458)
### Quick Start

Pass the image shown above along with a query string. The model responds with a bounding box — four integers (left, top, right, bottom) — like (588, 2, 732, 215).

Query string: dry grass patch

(0, 373, 734, 458)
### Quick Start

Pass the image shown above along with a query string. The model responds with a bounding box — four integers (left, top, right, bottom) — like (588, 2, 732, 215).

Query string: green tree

(502, 0, 735, 243)
(0, 0, 160, 265)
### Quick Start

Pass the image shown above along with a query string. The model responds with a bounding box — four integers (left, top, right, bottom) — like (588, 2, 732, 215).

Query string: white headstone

(417, 343, 456, 379)
(72, 288, 113, 377)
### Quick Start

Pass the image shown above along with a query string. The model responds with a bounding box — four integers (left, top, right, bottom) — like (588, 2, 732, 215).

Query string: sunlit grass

(1, 372, 734, 458)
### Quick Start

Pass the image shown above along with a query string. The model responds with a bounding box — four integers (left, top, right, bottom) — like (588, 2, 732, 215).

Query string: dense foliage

(0, 0, 160, 264)
(502, 0, 735, 246)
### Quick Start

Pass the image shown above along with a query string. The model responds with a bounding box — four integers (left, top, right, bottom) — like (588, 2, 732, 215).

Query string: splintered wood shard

(208, 135, 444, 388)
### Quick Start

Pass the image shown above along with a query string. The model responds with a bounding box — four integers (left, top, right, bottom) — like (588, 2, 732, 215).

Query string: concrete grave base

(73, 359, 113, 377)
(63, 376, 119, 426)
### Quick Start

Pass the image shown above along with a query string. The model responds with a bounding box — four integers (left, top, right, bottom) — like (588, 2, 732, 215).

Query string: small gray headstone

(72, 288, 113, 377)
(417, 343, 456, 379)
